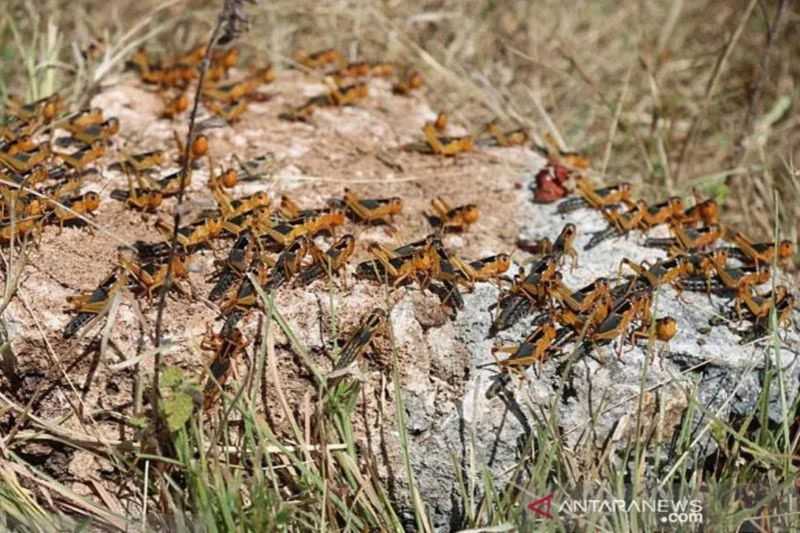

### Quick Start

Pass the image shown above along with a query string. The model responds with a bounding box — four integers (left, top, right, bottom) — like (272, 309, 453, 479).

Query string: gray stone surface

(399, 156, 800, 529)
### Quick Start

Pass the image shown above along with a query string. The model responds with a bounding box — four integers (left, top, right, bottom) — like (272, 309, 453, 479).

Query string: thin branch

(734, 0, 788, 165)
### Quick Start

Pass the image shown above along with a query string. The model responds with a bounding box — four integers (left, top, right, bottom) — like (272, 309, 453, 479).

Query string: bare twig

(674, 0, 758, 180)
(734, 0, 788, 165)
(153, 0, 256, 401)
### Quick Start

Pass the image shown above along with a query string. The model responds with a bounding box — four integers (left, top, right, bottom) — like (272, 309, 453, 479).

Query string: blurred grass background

(4, 0, 796, 245)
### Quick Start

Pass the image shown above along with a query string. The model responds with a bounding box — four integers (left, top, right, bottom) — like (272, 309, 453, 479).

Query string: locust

(58, 141, 105, 171)
(331, 309, 387, 376)
(324, 79, 369, 107)
(201, 327, 249, 411)
(724, 232, 795, 267)
(155, 215, 225, 252)
(114, 150, 165, 175)
(204, 99, 249, 124)
(261, 209, 345, 248)
(63, 270, 128, 339)
(264, 236, 311, 290)
(110, 175, 163, 212)
(70, 118, 120, 145)
(495, 321, 558, 370)
(618, 256, 693, 291)
(644, 224, 724, 254)
(360, 238, 440, 287)
(119, 254, 189, 300)
(421, 122, 474, 156)
(209, 233, 256, 301)
(48, 192, 101, 229)
(640, 197, 685, 229)
(729, 285, 790, 323)
(0, 216, 42, 245)
(478, 122, 530, 148)
(332, 61, 395, 82)
(220, 260, 272, 333)
(429, 196, 479, 232)
(632, 316, 679, 345)
(0, 144, 52, 173)
(6, 94, 62, 123)
(294, 48, 345, 70)
(679, 197, 720, 227)
(342, 189, 403, 225)
(220, 206, 272, 238)
(450, 253, 511, 286)
(553, 276, 612, 314)
(63, 108, 105, 134)
(203, 66, 275, 103)
(557, 179, 634, 213)
(160, 92, 189, 119)
(584, 201, 647, 250)
(297, 234, 355, 286)
(392, 70, 423, 95)
(578, 291, 653, 357)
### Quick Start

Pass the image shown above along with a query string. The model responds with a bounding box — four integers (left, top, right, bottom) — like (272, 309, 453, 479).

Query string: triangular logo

(527, 493, 554, 519)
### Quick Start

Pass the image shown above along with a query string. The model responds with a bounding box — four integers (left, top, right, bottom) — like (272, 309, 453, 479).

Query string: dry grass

(7, 0, 795, 243)
(2, 0, 799, 530)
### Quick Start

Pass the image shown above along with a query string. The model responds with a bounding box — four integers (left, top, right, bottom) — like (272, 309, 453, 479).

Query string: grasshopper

(209, 233, 255, 301)
(632, 316, 678, 344)
(110, 175, 163, 212)
(58, 141, 105, 171)
(324, 79, 369, 107)
(6, 94, 62, 123)
(203, 66, 275, 103)
(0, 216, 42, 245)
(584, 201, 647, 251)
(392, 70, 424, 95)
(201, 326, 249, 411)
(262, 210, 345, 248)
(495, 321, 558, 370)
(421, 122, 474, 156)
(2, 135, 37, 156)
(120, 254, 189, 300)
(725, 232, 795, 267)
(0, 144, 52, 173)
(579, 291, 653, 357)
(48, 192, 101, 229)
(114, 150, 165, 175)
(429, 196, 479, 232)
(343, 188, 403, 225)
(678, 197, 719, 227)
(160, 92, 189, 119)
(619, 256, 693, 290)
(478, 122, 529, 148)
(451, 253, 511, 285)
(156, 215, 225, 252)
(205, 99, 249, 124)
(641, 197, 685, 229)
(643, 223, 724, 253)
(739, 293, 796, 343)
(294, 48, 345, 70)
(297, 234, 356, 286)
(64, 108, 105, 134)
(362, 239, 440, 287)
(331, 309, 387, 374)
(557, 178, 634, 213)
(63, 270, 128, 338)
(70, 118, 120, 145)
(264, 237, 311, 290)
(729, 285, 789, 323)
(553, 276, 612, 314)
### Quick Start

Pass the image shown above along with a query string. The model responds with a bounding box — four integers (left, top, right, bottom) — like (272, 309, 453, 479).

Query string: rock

(401, 162, 800, 529)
